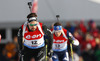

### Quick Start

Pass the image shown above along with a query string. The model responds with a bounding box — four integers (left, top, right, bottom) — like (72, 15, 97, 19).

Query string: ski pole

(19, 52, 24, 61)
(56, 15, 60, 22)
(70, 43, 73, 61)
(21, 55, 24, 61)
(28, 2, 32, 13)
(46, 45, 47, 61)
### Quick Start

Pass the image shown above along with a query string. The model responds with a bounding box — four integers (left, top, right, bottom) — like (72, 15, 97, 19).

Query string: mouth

(31, 28, 35, 30)
(31, 28, 36, 31)
(32, 28, 34, 29)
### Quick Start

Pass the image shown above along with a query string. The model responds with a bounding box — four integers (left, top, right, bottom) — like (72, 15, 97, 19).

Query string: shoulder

(63, 28, 67, 33)
(50, 28, 53, 31)
(21, 24, 24, 29)
(39, 22, 43, 26)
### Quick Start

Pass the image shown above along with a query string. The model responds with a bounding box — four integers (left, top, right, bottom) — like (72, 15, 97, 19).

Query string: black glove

(47, 50, 53, 58)
(19, 50, 24, 61)
(69, 37, 74, 44)
(19, 50, 24, 55)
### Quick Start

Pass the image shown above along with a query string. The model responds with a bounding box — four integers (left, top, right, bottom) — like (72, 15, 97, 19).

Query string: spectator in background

(88, 20, 93, 31)
(81, 43, 96, 61)
(73, 30, 83, 44)
(81, 33, 96, 51)
(79, 20, 87, 34)
(74, 20, 87, 36)
(13, 36, 18, 49)
(94, 42, 100, 61)
(94, 33, 100, 61)
(88, 20, 99, 38)
(64, 21, 75, 34)
(13, 36, 18, 44)
(81, 33, 96, 61)
(2, 42, 18, 61)
(74, 21, 83, 36)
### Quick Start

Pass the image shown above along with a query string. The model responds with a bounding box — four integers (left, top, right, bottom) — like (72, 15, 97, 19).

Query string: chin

(31, 29, 36, 31)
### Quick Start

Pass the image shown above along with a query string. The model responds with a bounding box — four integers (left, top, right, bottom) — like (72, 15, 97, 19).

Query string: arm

(17, 27, 23, 51)
(67, 31, 79, 46)
(42, 24, 53, 58)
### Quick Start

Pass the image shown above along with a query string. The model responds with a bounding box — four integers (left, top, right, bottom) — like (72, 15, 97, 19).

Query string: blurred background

(0, 0, 100, 61)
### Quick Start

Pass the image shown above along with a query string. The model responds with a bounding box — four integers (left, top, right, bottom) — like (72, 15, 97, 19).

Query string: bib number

(55, 44, 60, 48)
(32, 41, 37, 44)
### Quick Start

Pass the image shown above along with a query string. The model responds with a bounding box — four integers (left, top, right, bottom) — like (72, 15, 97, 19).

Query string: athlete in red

(51, 22, 79, 61)
(17, 13, 53, 61)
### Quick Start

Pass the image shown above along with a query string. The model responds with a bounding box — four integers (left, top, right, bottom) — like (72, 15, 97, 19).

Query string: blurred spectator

(81, 33, 96, 51)
(81, 34, 96, 61)
(94, 45, 100, 61)
(73, 30, 83, 44)
(74, 21, 83, 36)
(94, 37, 100, 61)
(88, 19, 94, 31)
(79, 20, 87, 34)
(81, 43, 96, 61)
(13, 36, 18, 44)
(2, 42, 18, 61)
(88, 20, 99, 38)
(13, 36, 18, 49)
(64, 21, 75, 34)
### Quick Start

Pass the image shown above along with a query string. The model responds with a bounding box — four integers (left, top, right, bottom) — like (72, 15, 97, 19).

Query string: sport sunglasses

(29, 23, 37, 26)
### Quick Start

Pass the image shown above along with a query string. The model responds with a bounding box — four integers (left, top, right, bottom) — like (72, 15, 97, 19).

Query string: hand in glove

(69, 36, 74, 44)
(19, 50, 24, 55)
(47, 50, 53, 58)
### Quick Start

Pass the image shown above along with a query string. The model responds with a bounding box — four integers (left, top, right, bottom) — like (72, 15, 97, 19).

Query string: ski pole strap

(37, 22, 44, 35)
(61, 29, 68, 39)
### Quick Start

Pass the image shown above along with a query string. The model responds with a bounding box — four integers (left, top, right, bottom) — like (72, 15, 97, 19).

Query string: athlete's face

(28, 21, 38, 31)
(55, 30, 62, 37)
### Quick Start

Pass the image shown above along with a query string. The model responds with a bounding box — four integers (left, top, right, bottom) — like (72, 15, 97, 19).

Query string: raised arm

(67, 31, 79, 46)
(42, 24, 53, 58)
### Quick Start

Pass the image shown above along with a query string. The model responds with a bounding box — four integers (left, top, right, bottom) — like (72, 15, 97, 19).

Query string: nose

(32, 26, 36, 28)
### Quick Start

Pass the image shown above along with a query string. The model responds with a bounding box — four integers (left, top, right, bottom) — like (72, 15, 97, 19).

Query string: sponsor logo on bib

(53, 39, 65, 43)
(26, 34, 41, 39)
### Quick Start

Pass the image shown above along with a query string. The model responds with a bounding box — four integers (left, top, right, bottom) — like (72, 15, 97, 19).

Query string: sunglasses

(29, 23, 37, 26)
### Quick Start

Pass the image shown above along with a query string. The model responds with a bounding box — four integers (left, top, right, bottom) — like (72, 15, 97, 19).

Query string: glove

(47, 50, 53, 58)
(69, 37, 74, 44)
(19, 50, 24, 55)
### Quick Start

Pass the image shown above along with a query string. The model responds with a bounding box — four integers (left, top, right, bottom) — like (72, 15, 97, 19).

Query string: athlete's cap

(54, 26, 62, 30)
